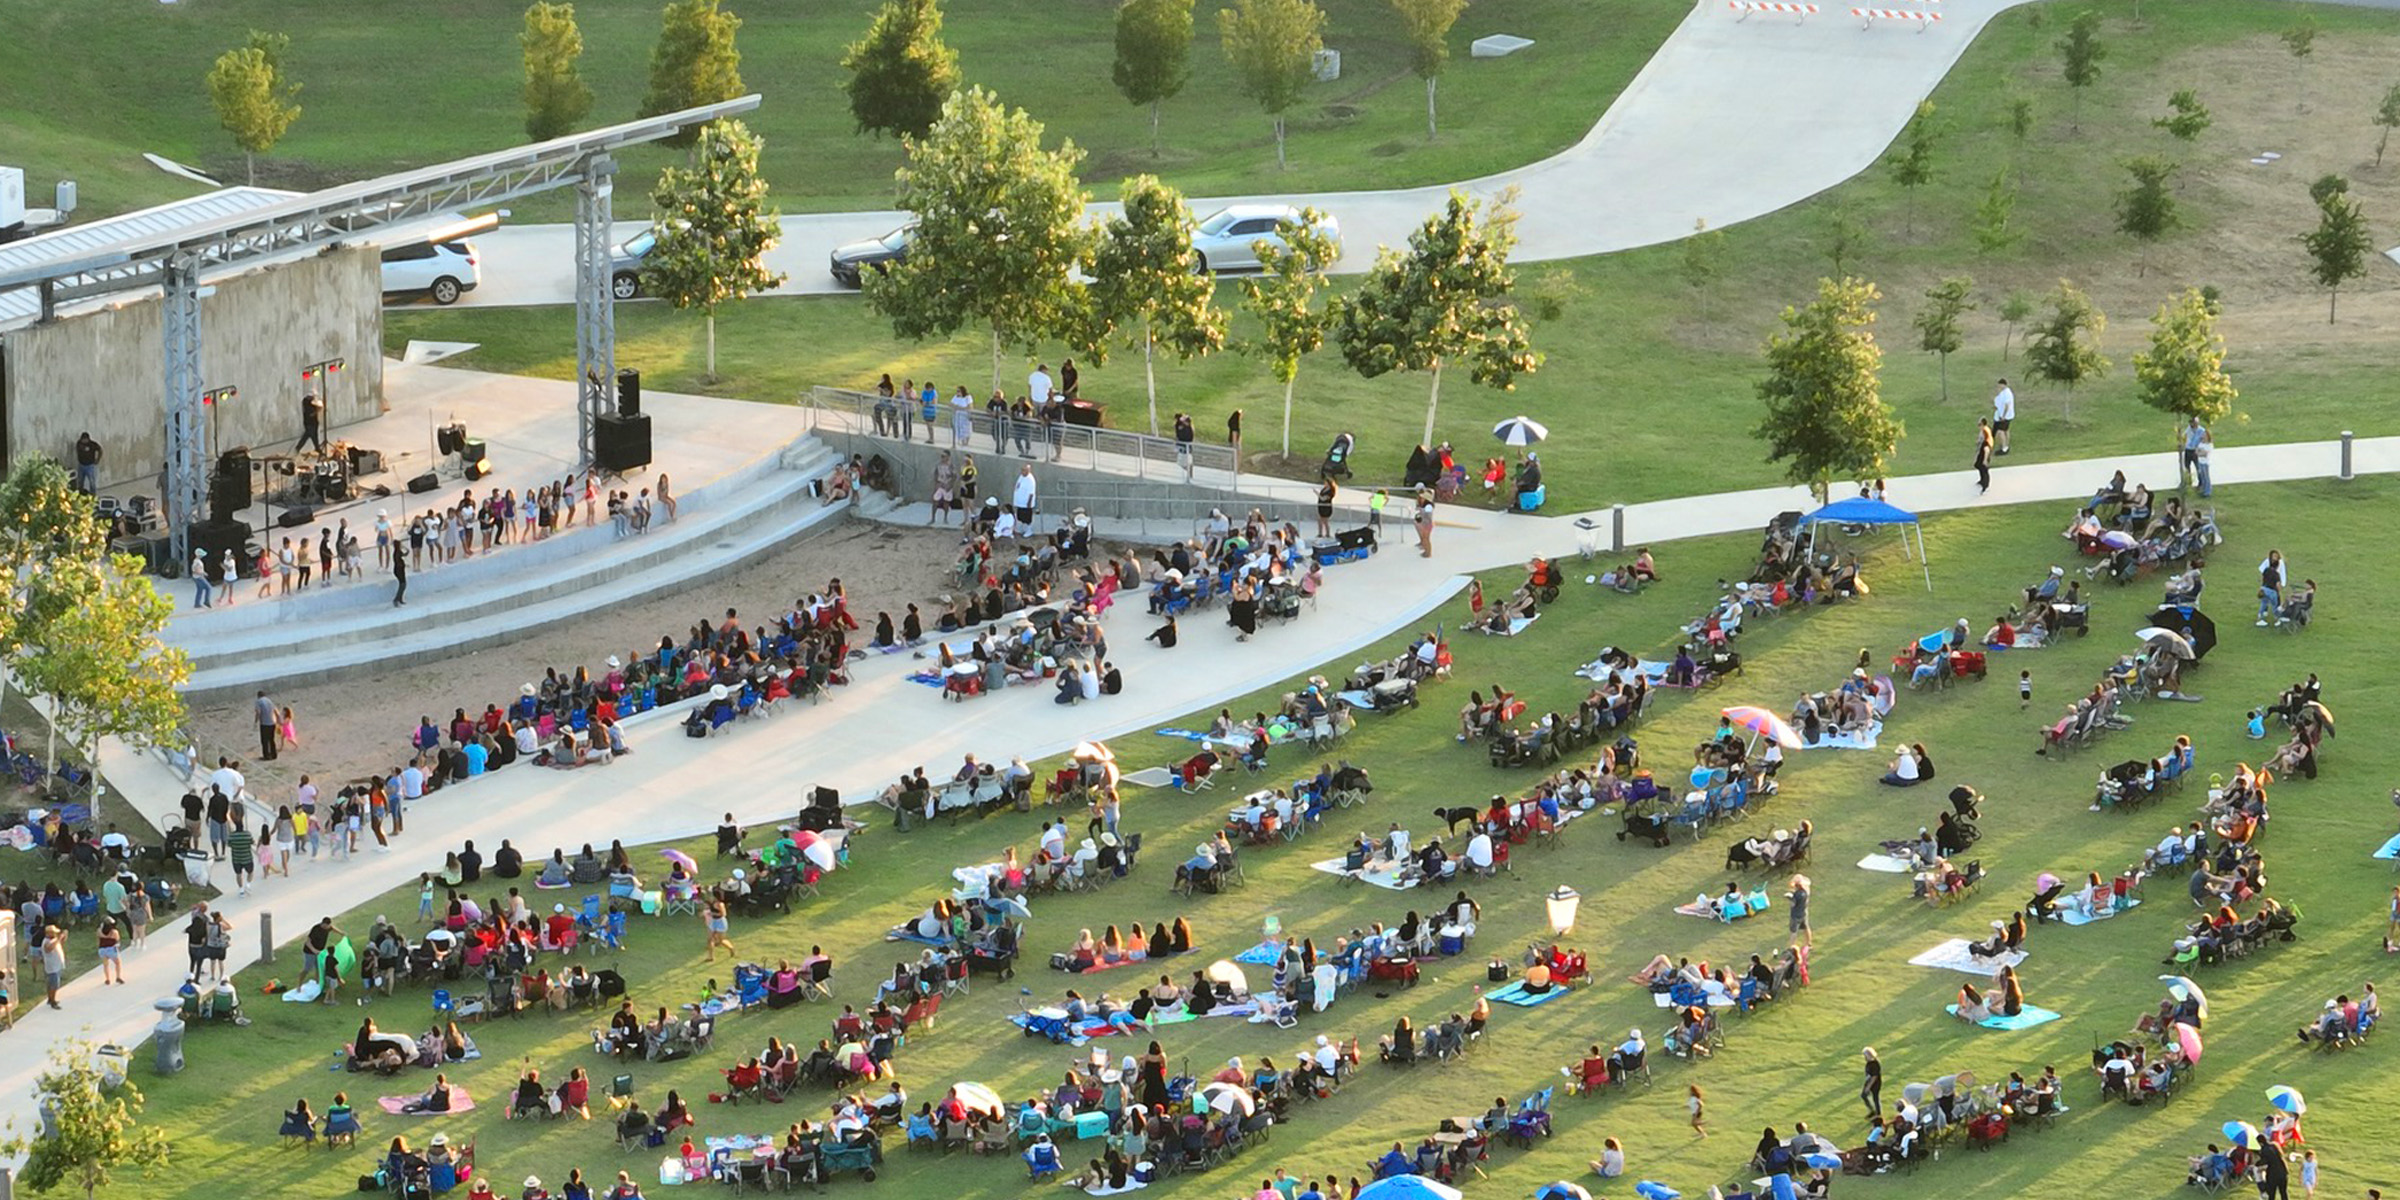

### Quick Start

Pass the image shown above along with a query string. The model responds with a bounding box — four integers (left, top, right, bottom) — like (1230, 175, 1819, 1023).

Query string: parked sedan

(829, 223, 915, 286)
(1189, 204, 1340, 273)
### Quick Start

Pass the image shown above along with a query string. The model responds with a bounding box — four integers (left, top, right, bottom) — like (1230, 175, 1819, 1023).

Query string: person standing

(930, 451, 956, 527)
(190, 549, 213, 609)
(702, 895, 735, 963)
(1990, 379, 2015, 455)
(1227, 409, 1244, 464)
(72, 432, 102, 493)
(1860, 1048, 1883, 1117)
(2256, 550, 2284, 627)
(1058, 359, 1079, 401)
(1369, 488, 1388, 531)
(2192, 423, 2214, 499)
(40, 924, 67, 1008)
(1012, 465, 1038, 528)
(1412, 490, 1435, 559)
(1029, 361, 1055, 408)
(392, 544, 409, 608)
(1173, 413, 1196, 479)
(219, 548, 239, 606)
(1315, 478, 1337, 540)
(205, 784, 233, 860)
(895, 377, 916, 441)
(986, 389, 1010, 454)
(294, 392, 326, 455)
(1010, 394, 1035, 456)
(950, 386, 974, 447)
(227, 810, 257, 897)
(96, 913, 124, 986)
(1972, 418, 1994, 494)
(920, 380, 940, 445)
(254, 690, 280, 761)
(1787, 873, 1813, 947)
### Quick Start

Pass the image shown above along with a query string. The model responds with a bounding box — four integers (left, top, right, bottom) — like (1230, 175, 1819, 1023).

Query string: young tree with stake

(1887, 100, 1941, 234)
(2115, 156, 2180, 277)
(2057, 11, 2106, 132)
(2374, 81, 2400, 167)
(522, 2, 594, 141)
(1113, 0, 1195, 155)
(2299, 186, 2371, 323)
(1088, 175, 1228, 436)
(640, 0, 744, 147)
(1218, 0, 1325, 169)
(1238, 208, 1339, 458)
(643, 119, 787, 381)
(1913, 276, 1975, 402)
(2133, 288, 2237, 464)
(841, 0, 962, 142)
(1391, 0, 1466, 140)
(205, 31, 301, 185)
(0, 1041, 172, 1200)
(2023, 280, 2110, 419)
(1753, 277, 1902, 505)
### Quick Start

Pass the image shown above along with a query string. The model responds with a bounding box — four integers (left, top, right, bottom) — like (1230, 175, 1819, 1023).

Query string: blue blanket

(1947, 1004, 2061, 1030)
(1486, 980, 1573, 1008)
(904, 671, 946, 688)
(2374, 833, 2400, 860)
(1234, 942, 1283, 966)
(2058, 898, 2139, 926)
(885, 927, 953, 947)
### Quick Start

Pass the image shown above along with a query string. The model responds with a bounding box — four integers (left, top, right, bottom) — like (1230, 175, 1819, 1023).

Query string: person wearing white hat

(521, 1176, 548, 1200)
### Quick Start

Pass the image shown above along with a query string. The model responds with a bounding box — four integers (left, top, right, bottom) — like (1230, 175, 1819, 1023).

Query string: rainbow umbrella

(2176, 1022, 2203, 1064)
(660, 848, 698, 874)
(2222, 1121, 2260, 1149)
(2159, 974, 2210, 1020)
(1721, 705, 1803, 749)
(2266, 1086, 2306, 1115)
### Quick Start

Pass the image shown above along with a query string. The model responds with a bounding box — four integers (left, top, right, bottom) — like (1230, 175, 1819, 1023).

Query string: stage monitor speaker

(616, 368, 642, 417)
(810, 785, 840, 809)
(407, 472, 441, 494)
(437, 423, 466, 456)
(278, 505, 317, 528)
(348, 445, 385, 476)
(595, 412, 652, 473)
(465, 459, 490, 481)
(459, 437, 487, 465)
(186, 519, 253, 572)
(112, 532, 173, 576)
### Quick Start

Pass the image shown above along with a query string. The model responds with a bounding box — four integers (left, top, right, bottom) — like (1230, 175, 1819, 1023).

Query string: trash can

(152, 998, 186, 1075)
(179, 850, 210, 888)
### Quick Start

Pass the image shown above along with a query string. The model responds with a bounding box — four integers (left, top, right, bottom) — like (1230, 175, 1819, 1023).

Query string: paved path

(4, 430, 2391, 1139)
(440, 0, 2031, 307)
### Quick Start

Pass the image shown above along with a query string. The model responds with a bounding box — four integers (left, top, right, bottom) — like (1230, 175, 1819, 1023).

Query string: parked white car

(1189, 205, 1339, 273)
(379, 240, 480, 305)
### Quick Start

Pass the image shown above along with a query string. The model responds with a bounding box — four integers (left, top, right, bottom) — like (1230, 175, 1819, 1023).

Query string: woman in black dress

(1316, 480, 1337, 539)
(1228, 577, 1258, 642)
(1137, 1040, 1170, 1109)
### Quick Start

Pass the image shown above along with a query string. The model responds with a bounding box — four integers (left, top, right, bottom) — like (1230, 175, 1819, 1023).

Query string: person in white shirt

(1991, 379, 2015, 455)
(1028, 364, 1054, 406)
(1012, 465, 1037, 526)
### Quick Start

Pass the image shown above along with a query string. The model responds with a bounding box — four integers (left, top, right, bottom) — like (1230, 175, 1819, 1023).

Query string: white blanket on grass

(1908, 938, 2026, 976)
(1309, 858, 1418, 890)
(1857, 854, 1914, 873)
(1799, 722, 1882, 750)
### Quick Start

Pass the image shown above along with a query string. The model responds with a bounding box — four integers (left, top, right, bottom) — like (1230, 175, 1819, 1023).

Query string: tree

(204, 33, 300, 185)
(2057, 11, 2106, 132)
(1333, 189, 1541, 446)
(1913, 276, 1976, 402)
(0, 455, 107, 713)
(522, 2, 594, 142)
(1996, 289, 2034, 361)
(2374, 81, 2400, 167)
(2283, 19, 2317, 112)
(1821, 202, 1867, 277)
(1971, 169, 2022, 255)
(640, 0, 743, 147)
(1237, 207, 1339, 458)
(2008, 95, 2035, 145)
(2154, 88, 2210, 143)
(1680, 218, 1728, 318)
(2022, 280, 2109, 418)
(1113, 0, 1195, 155)
(2134, 289, 2237, 453)
(13, 555, 191, 773)
(1886, 100, 1941, 233)
(2299, 188, 2371, 323)
(644, 119, 787, 380)
(1089, 176, 1228, 436)
(869, 87, 1094, 389)
(0, 1041, 172, 1200)
(2115, 156, 2180, 276)
(2308, 172, 2349, 206)
(1218, 0, 1325, 170)
(841, 0, 962, 142)
(1392, 0, 1466, 140)
(1754, 277, 1901, 503)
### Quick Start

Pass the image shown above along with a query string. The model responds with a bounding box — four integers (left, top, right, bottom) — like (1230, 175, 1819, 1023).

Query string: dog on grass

(1432, 805, 1481, 835)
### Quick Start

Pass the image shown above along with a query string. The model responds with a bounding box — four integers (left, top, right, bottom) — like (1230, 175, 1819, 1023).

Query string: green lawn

(137, 476, 2399, 1199)
(0, 0, 1684, 221)
(392, 0, 2400, 508)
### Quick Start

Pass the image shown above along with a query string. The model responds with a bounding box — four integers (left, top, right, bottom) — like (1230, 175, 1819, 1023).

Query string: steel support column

(161, 257, 206, 563)
(572, 155, 618, 468)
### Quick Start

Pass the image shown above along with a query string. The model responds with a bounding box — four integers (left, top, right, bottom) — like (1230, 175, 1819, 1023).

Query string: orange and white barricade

(1728, 1, 1820, 19)
(1851, 6, 1942, 28)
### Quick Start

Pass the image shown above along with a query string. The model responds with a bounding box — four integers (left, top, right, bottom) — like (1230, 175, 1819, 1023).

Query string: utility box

(0, 167, 25, 236)
(1312, 49, 1341, 82)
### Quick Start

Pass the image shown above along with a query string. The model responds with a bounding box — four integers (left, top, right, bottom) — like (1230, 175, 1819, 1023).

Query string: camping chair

(606, 1073, 635, 1112)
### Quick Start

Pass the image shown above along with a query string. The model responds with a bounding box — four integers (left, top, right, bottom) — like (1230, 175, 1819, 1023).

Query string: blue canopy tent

(1797, 498, 1931, 591)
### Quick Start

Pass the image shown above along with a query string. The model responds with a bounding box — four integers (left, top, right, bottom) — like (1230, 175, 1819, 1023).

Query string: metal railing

(807, 386, 1240, 485)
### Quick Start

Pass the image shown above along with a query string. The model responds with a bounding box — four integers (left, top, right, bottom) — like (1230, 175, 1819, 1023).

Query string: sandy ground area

(180, 516, 972, 805)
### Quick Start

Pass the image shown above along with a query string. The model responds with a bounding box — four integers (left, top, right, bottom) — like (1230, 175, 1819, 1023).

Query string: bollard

(152, 997, 186, 1075)
(259, 911, 272, 964)
(1611, 504, 1627, 554)
(2340, 430, 2354, 481)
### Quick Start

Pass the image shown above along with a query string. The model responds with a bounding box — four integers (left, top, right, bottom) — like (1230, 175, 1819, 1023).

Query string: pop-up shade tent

(1798, 497, 1931, 590)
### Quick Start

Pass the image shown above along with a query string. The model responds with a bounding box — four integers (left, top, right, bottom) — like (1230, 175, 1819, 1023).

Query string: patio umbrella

(2222, 1120, 2260, 1149)
(2300, 699, 2335, 735)
(953, 1082, 1006, 1119)
(1631, 1184, 1682, 1200)
(1204, 960, 1250, 995)
(2136, 628, 2196, 660)
(1197, 1082, 1256, 1117)
(1360, 1178, 1463, 1200)
(2148, 605, 2218, 660)
(791, 830, 837, 872)
(1072, 741, 1116, 763)
(2098, 530, 2137, 550)
(1721, 705, 1804, 749)
(660, 849, 698, 874)
(1535, 1184, 1592, 1200)
(1802, 1152, 1843, 1169)
(2176, 1022, 2203, 1064)
(1492, 416, 1549, 447)
(2158, 975, 2209, 1020)
(993, 894, 1033, 920)
(2266, 1085, 2306, 1115)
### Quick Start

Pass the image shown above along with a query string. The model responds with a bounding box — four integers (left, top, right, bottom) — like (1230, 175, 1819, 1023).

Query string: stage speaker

(437, 423, 466, 456)
(210, 448, 254, 522)
(459, 437, 487, 465)
(278, 505, 317, 528)
(465, 459, 490, 481)
(811, 785, 840, 809)
(407, 472, 441, 494)
(186, 519, 252, 572)
(347, 445, 384, 476)
(595, 412, 652, 473)
(616, 368, 642, 417)
(112, 532, 173, 576)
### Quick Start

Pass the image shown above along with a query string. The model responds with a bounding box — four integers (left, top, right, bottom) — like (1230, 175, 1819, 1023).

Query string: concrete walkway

(3, 431, 2390, 1136)
(450, 0, 2033, 306)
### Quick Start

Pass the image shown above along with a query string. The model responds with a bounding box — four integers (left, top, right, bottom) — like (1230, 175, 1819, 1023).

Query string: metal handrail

(807, 386, 1239, 485)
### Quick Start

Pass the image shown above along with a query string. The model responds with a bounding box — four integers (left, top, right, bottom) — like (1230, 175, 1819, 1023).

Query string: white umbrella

(1197, 1082, 1256, 1116)
(1204, 960, 1250, 996)
(2137, 628, 2196, 660)
(953, 1082, 1006, 1119)
(1493, 416, 1549, 447)
(1072, 741, 1117, 763)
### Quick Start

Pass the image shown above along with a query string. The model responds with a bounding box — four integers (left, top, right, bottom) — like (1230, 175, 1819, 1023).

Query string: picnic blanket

(1574, 656, 1671, 685)
(1120, 767, 1176, 789)
(2058, 898, 2139, 926)
(885, 927, 954, 947)
(1309, 858, 1417, 890)
(1234, 942, 1284, 966)
(378, 1088, 476, 1116)
(1947, 1004, 2062, 1031)
(1486, 979, 1574, 1007)
(2374, 832, 2400, 860)
(1857, 854, 1914, 873)
(1908, 938, 2027, 976)
(1474, 613, 1540, 637)
(1081, 1182, 1150, 1197)
(904, 671, 946, 688)
(1652, 990, 1736, 1008)
(1009, 1003, 1255, 1042)
(1799, 722, 1881, 751)
(1674, 891, 1770, 920)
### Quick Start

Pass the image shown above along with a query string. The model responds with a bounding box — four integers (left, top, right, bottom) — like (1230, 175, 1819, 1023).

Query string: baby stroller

(1367, 677, 1420, 714)
(1321, 433, 1356, 482)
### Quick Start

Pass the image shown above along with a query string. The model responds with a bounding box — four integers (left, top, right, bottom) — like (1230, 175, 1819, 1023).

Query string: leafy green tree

(1088, 175, 1227, 436)
(2134, 289, 2237, 450)
(1680, 218, 1728, 318)
(2283, 19, 2317, 112)
(645, 119, 787, 380)
(1113, 0, 1195, 155)
(1971, 169, 2022, 255)
(2154, 88, 2210, 143)
(14, 555, 191, 771)
(2115, 155, 2180, 276)
(1391, 0, 1466, 139)
(1886, 100, 1941, 233)
(841, 0, 962, 141)
(1821, 202, 1867, 277)
(522, 2, 594, 141)
(1333, 189, 1541, 446)
(1237, 206, 1339, 457)
(0, 455, 106, 713)
(2308, 173, 2349, 206)
(1754, 277, 1901, 503)
(2023, 280, 2110, 418)
(2057, 11, 2106, 132)
(640, 0, 744, 147)
(2299, 187, 2372, 323)
(869, 87, 1094, 389)
(1996, 288, 2035, 361)
(205, 33, 301, 184)
(2374, 81, 2400, 167)
(1913, 276, 1976, 401)
(1217, 0, 1325, 169)
(0, 1041, 172, 1200)
(2008, 95, 2036, 144)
